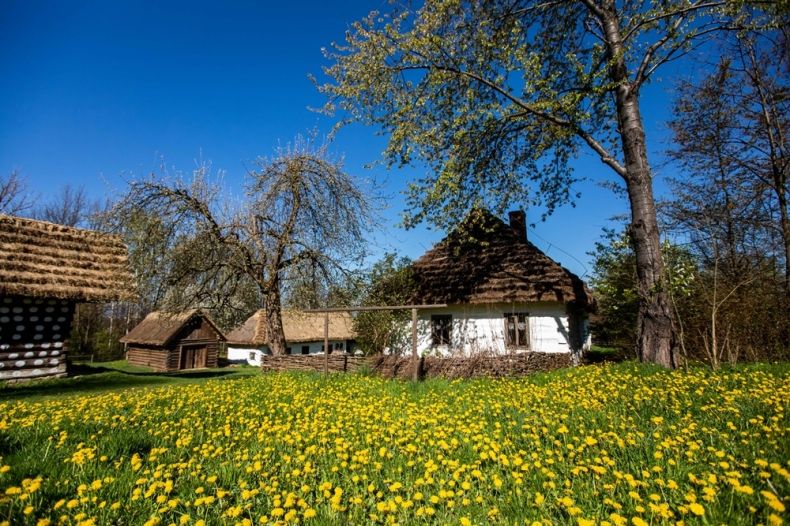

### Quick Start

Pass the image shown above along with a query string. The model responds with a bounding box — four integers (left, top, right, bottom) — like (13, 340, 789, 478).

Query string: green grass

(585, 344, 629, 363)
(80, 359, 157, 374)
(0, 361, 259, 402)
(0, 362, 787, 525)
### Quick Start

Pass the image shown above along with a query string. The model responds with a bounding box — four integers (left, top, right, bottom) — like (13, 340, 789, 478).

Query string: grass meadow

(0, 363, 787, 525)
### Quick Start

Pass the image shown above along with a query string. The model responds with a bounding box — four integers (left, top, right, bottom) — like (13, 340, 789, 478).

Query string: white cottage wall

(399, 302, 578, 357)
(228, 340, 349, 366)
(227, 346, 263, 364)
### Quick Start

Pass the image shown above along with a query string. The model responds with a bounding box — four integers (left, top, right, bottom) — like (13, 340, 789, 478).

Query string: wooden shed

(120, 310, 224, 372)
(0, 214, 135, 381)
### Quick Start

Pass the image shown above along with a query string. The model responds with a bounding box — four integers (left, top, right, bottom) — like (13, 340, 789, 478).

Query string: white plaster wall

(228, 340, 349, 366)
(227, 346, 261, 363)
(394, 302, 580, 357)
(291, 340, 348, 355)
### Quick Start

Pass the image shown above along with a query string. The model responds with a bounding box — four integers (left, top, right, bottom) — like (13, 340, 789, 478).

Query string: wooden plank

(0, 364, 66, 381)
(411, 308, 418, 382)
(206, 342, 219, 368)
(0, 296, 74, 381)
(127, 347, 168, 371)
(323, 312, 329, 375)
(0, 347, 64, 361)
(305, 304, 447, 313)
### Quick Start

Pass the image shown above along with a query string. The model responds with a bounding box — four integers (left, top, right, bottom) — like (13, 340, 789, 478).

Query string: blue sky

(0, 1, 688, 278)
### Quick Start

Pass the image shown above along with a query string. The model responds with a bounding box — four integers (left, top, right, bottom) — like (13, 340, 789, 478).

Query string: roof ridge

(0, 214, 124, 242)
(410, 209, 594, 309)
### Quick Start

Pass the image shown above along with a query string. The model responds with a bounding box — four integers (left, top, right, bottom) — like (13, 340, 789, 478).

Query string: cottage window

(504, 313, 530, 349)
(249, 351, 257, 361)
(285, 347, 292, 355)
(431, 315, 452, 346)
(334, 342, 343, 350)
(301, 345, 310, 355)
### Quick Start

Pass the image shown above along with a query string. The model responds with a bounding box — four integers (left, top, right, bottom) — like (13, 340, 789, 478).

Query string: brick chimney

(508, 210, 527, 242)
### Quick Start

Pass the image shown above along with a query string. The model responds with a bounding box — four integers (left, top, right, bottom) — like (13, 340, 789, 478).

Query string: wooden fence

(259, 352, 572, 380)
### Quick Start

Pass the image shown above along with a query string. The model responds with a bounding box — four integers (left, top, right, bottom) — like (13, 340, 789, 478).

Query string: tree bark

(264, 288, 288, 356)
(601, 5, 677, 368)
(777, 188, 790, 297)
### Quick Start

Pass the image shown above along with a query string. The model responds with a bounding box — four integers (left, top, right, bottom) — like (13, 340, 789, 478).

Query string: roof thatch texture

(0, 214, 136, 302)
(411, 209, 594, 309)
(120, 309, 225, 346)
(226, 310, 356, 346)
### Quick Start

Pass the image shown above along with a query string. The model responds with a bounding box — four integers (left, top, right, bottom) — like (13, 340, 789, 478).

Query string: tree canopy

(317, 0, 783, 367)
(111, 138, 373, 353)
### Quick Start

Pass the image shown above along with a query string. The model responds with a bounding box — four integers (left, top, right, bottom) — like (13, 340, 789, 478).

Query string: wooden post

(411, 308, 418, 382)
(324, 312, 329, 375)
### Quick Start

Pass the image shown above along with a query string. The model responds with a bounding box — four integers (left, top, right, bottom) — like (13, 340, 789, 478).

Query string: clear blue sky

(0, 1, 687, 278)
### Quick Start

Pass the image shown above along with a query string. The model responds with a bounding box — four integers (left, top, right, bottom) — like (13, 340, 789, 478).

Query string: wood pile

(260, 354, 368, 373)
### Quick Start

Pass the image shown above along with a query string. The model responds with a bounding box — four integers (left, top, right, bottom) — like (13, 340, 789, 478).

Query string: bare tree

(667, 31, 789, 293)
(35, 184, 91, 227)
(698, 250, 757, 369)
(0, 170, 34, 215)
(112, 137, 373, 354)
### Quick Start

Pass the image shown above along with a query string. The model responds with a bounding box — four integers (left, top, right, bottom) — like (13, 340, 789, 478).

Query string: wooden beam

(304, 304, 447, 313)
(411, 308, 418, 382)
(323, 311, 329, 375)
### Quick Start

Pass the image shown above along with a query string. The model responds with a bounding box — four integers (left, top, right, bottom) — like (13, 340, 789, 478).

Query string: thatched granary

(226, 310, 356, 365)
(0, 214, 135, 381)
(120, 310, 224, 372)
(407, 208, 594, 359)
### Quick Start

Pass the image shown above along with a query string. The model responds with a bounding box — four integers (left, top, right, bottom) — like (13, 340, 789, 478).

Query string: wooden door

(194, 347, 207, 368)
(181, 345, 207, 369)
(180, 347, 195, 369)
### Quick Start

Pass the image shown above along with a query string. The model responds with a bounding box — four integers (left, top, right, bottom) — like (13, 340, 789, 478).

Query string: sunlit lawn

(0, 362, 787, 525)
(0, 361, 259, 402)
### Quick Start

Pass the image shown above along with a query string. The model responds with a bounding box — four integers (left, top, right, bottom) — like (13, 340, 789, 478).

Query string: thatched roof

(0, 214, 136, 302)
(226, 310, 356, 346)
(120, 309, 225, 346)
(411, 209, 594, 309)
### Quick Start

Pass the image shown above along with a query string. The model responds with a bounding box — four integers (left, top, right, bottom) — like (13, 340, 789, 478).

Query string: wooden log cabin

(0, 215, 135, 382)
(120, 310, 224, 372)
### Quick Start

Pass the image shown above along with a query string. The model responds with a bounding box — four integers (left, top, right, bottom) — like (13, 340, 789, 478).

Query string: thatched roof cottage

(120, 310, 225, 372)
(0, 214, 135, 381)
(226, 310, 356, 365)
(408, 209, 594, 360)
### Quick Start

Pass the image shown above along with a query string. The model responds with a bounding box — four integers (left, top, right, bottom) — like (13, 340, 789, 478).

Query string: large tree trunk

(621, 133, 676, 369)
(602, 7, 677, 368)
(777, 187, 790, 296)
(264, 289, 288, 356)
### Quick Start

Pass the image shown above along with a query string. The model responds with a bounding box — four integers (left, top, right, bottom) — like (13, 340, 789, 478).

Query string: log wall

(259, 352, 572, 379)
(193, 341, 219, 370)
(126, 341, 220, 372)
(126, 346, 174, 372)
(0, 296, 73, 382)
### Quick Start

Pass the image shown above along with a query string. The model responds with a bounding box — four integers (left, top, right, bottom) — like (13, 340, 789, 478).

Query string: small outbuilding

(120, 310, 224, 372)
(0, 214, 135, 381)
(226, 310, 356, 366)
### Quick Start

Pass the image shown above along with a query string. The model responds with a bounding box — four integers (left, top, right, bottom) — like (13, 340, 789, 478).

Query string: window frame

(430, 314, 453, 346)
(504, 312, 530, 349)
